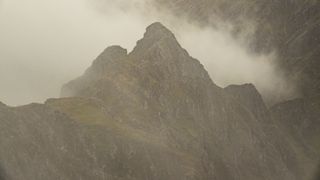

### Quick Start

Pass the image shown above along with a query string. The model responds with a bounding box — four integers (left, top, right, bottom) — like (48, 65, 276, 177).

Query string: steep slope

(270, 96, 320, 180)
(271, 96, 320, 155)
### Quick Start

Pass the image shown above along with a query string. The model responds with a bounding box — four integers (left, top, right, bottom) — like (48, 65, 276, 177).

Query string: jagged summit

(62, 22, 214, 98)
(225, 83, 268, 118)
(99, 45, 127, 59)
(79, 45, 128, 78)
(92, 45, 127, 66)
(130, 22, 181, 57)
(225, 83, 258, 94)
(224, 83, 264, 105)
(144, 22, 175, 38)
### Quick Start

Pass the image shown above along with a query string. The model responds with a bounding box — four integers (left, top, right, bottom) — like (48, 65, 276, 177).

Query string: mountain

(0, 23, 317, 179)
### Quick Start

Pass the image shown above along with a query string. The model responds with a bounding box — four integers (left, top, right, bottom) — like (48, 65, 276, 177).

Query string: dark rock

(271, 96, 320, 156)
(225, 83, 268, 119)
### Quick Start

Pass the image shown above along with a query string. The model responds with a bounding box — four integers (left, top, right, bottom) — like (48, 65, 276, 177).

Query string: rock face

(270, 96, 320, 180)
(0, 23, 316, 180)
(225, 84, 269, 120)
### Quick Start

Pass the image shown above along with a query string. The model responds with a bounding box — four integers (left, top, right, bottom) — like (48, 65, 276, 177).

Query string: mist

(0, 0, 147, 106)
(0, 0, 294, 106)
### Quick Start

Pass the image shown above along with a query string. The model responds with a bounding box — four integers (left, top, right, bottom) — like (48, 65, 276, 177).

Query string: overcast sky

(0, 0, 291, 106)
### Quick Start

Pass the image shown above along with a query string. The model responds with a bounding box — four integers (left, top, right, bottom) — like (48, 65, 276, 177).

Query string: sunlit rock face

(0, 23, 316, 180)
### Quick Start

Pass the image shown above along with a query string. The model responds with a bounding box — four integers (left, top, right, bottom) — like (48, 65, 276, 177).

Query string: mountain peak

(98, 45, 127, 60)
(140, 22, 176, 45)
(145, 22, 174, 37)
(225, 84, 268, 118)
(62, 22, 217, 99)
(130, 22, 181, 58)
(225, 84, 262, 102)
(88, 45, 127, 72)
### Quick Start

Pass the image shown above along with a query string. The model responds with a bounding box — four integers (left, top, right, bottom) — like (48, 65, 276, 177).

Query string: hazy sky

(0, 0, 291, 106)
(0, 0, 148, 106)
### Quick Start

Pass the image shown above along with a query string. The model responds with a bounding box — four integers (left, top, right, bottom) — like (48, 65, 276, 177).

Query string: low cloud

(175, 24, 295, 103)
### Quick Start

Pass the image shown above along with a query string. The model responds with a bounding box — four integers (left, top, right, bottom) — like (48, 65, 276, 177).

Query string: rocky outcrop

(225, 84, 268, 120)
